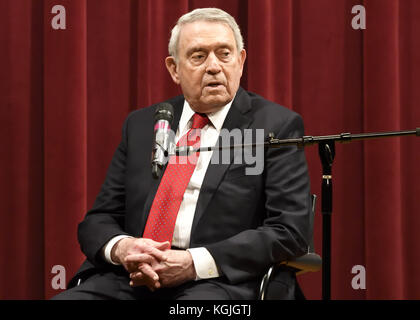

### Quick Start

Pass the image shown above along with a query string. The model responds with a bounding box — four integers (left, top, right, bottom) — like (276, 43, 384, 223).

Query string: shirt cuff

(187, 247, 220, 280)
(103, 235, 134, 265)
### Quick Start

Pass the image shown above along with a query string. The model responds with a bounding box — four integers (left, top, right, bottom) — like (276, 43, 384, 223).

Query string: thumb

(155, 241, 171, 250)
(144, 238, 170, 249)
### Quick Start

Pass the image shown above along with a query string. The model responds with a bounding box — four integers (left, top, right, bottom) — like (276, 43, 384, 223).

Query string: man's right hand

(111, 237, 170, 290)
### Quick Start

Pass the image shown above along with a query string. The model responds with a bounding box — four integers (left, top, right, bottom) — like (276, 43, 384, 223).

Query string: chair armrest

(258, 253, 322, 300)
(280, 253, 322, 275)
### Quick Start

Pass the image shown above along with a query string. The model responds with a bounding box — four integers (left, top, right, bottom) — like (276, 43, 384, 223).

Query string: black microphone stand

(174, 128, 420, 300)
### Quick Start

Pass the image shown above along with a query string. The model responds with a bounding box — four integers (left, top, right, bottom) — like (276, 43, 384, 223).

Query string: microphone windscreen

(155, 103, 174, 123)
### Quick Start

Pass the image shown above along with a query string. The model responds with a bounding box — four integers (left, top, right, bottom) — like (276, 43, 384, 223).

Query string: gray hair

(168, 8, 244, 60)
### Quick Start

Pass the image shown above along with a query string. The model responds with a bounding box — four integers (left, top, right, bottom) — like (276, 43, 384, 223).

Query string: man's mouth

(205, 81, 224, 88)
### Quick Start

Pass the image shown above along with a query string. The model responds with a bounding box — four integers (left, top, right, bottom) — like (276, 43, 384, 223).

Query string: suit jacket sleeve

(77, 115, 131, 267)
(205, 112, 311, 284)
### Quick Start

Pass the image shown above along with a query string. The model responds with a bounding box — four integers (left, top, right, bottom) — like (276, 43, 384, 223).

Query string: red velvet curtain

(1, 0, 419, 300)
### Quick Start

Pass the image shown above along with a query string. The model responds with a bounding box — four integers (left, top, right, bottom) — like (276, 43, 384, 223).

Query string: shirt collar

(179, 97, 234, 134)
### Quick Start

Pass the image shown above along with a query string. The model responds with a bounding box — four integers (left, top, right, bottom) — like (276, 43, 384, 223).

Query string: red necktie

(142, 113, 209, 243)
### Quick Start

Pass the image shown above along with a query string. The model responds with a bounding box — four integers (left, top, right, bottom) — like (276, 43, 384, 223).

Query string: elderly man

(53, 7, 311, 300)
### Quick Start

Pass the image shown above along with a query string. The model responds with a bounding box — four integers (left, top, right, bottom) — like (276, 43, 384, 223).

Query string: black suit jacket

(70, 87, 311, 299)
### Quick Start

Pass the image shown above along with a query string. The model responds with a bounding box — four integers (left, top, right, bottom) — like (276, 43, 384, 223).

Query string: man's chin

(187, 91, 233, 113)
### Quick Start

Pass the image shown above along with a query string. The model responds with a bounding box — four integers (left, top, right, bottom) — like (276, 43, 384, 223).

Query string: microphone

(151, 103, 174, 179)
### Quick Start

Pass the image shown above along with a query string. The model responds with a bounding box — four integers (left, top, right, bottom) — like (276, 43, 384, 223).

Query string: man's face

(166, 21, 246, 113)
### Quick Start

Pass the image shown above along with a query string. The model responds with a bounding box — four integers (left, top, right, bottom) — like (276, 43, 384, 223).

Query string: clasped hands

(111, 237, 196, 291)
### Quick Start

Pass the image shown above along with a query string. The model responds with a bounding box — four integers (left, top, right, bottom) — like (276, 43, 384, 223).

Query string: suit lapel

(190, 88, 253, 238)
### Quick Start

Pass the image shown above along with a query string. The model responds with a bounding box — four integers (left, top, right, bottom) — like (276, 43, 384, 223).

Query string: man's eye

(192, 54, 205, 60)
(219, 51, 231, 59)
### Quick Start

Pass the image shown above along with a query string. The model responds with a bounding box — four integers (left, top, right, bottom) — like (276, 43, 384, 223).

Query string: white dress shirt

(103, 99, 233, 280)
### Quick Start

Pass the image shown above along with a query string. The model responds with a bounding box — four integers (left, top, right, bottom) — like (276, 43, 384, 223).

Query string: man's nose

(205, 52, 222, 74)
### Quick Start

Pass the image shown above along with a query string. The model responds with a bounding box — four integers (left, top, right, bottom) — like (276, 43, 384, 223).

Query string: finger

(143, 239, 171, 250)
(144, 246, 169, 262)
(129, 275, 161, 289)
(129, 278, 148, 287)
(130, 271, 143, 281)
(129, 270, 161, 289)
(138, 263, 159, 282)
(154, 241, 171, 250)
(123, 258, 143, 273)
(124, 253, 155, 265)
(124, 254, 160, 273)
(130, 271, 158, 285)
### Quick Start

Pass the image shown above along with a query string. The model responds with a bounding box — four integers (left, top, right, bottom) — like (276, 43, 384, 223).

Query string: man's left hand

(128, 249, 196, 288)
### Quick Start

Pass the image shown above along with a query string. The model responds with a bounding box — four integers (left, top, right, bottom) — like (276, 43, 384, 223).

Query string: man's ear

(239, 49, 247, 74)
(165, 56, 180, 84)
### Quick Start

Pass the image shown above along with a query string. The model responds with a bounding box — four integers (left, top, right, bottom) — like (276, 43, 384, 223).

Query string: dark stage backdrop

(1, 0, 420, 299)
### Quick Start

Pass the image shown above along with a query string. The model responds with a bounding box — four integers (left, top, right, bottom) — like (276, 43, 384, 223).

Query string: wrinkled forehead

(178, 21, 237, 52)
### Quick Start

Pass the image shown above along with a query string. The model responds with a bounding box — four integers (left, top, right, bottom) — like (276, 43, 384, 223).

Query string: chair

(258, 194, 322, 300)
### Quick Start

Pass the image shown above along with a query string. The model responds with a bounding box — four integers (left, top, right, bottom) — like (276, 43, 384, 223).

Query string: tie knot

(191, 113, 209, 129)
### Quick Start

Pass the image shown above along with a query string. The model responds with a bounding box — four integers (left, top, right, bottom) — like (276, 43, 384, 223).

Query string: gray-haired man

(53, 8, 310, 300)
